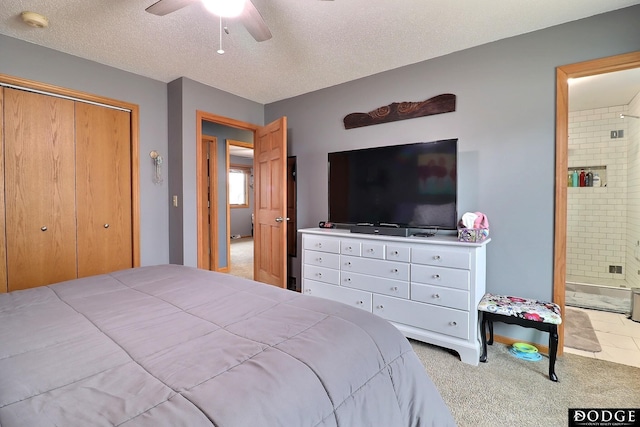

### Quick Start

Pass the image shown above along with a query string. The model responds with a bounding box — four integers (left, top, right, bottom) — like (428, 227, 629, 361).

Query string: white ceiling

(229, 145, 254, 158)
(569, 68, 640, 112)
(1, 0, 639, 104)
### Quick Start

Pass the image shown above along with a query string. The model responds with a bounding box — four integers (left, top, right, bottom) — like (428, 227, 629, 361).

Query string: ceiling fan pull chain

(217, 16, 225, 55)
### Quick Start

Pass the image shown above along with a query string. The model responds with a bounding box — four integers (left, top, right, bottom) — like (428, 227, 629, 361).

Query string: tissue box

(457, 228, 489, 243)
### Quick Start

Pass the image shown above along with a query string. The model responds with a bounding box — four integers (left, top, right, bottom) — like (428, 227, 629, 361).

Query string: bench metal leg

(548, 325, 558, 382)
(487, 320, 494, 345)
(480, 314, 488, 363)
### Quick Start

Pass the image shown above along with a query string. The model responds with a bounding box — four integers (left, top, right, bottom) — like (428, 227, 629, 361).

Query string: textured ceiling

(1, 0, 639, 104)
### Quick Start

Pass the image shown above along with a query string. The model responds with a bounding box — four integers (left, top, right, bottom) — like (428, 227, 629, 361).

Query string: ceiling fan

(145, 0, 272, 42)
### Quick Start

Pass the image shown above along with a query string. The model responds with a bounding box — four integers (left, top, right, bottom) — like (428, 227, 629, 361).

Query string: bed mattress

(0, 265, 454, 426)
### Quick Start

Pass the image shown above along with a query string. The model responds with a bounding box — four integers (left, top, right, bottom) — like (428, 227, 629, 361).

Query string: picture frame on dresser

(299, 227, 490, 365)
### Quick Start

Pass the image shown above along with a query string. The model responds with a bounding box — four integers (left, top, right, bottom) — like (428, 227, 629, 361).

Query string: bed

(0, 265, 454, 426)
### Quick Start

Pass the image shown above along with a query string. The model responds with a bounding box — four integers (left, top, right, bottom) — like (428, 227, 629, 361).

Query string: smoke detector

(21, 11, 49, 28)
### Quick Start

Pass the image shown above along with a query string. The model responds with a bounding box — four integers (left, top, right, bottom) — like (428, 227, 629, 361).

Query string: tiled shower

(566, 90, 640, 314)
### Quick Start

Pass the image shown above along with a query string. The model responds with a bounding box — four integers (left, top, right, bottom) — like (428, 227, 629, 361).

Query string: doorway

(554, 51, 640, 353)
(195, 111, 289, 288)
(228, 139, 255, 280)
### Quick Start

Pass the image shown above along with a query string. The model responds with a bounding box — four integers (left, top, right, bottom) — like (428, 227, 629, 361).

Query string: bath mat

(564, 308, 602, 352)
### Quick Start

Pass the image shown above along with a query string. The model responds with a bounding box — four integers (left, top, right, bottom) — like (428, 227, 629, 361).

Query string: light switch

(172, 195, 178, 207)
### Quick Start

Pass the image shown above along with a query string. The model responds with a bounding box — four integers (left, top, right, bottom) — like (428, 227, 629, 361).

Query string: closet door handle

(41, 226, 47, 232)
(104, 224, 110, 228)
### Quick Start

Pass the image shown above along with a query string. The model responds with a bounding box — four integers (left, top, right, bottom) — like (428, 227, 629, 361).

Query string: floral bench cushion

(478, 293, 562, 325)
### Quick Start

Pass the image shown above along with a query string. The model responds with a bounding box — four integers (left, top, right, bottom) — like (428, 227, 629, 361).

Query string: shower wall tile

(625, 91, 640, 289)
(568, 105, 628, 285)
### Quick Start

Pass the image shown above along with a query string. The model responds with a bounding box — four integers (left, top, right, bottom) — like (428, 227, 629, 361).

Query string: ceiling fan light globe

(203, 0, 246, 18)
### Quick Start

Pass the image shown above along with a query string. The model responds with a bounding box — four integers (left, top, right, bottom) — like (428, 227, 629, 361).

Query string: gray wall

(168, 78, 263, 267)
(3, 6, 640, 343)
(0, 34, 169, 266)
(265, 6, 640, 342)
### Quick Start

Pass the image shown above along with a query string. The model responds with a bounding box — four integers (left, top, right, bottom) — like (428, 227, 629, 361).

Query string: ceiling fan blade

(239, 0, 272, 42)
(145, 0, 198, 16)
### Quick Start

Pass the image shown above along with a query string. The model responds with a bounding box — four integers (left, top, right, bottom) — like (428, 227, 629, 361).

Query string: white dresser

(299, 228, 490, 365)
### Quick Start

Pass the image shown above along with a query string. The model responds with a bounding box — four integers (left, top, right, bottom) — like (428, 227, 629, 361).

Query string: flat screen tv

(328, 139, 458, 231)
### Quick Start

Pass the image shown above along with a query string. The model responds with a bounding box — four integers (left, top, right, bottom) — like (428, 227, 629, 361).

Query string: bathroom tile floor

(564, 307, 640, 368)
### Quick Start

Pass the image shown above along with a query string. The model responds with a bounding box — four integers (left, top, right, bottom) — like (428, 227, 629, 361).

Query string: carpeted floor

(411, 340, 640, 427)
(230, 237, 253, 280)
(564, 307, 602, 352)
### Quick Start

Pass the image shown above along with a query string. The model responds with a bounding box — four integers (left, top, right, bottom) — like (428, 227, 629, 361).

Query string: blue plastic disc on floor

(509, 347, 542, 361)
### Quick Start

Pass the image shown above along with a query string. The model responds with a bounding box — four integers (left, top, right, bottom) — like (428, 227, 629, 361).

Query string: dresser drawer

(411, 247, 470, 269)
(341, 271, 409, 299)
(303, 265, 340, 285)
(362, 242, 384, 259)
(304, 250, 340, 269)
(372, 294, 469, 340)
(386, 245, 410, 262)
(340, 240, 362, 256)
(411, 264, 470, 291)
(303, 279, 372, 312)
(303, 236, 340, 253)
(341, 255, 409, 281)
(410, 283, 470, 311)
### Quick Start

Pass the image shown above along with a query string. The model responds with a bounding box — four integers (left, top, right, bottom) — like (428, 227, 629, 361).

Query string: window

(229, 165, 251, 208)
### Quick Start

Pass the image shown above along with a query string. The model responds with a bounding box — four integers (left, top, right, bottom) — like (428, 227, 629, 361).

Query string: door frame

(0, 73, 141, 285)
(196, 111, 259, 270)
(553, 51, 640, 351)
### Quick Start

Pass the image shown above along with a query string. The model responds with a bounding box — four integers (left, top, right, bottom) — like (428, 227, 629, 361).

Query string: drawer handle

(377, 305, 384, 309)
(356, 300, 363, 305)
(316, 243, 322, 248)
(391, 268, 398, 274)
(345, 246, 352, 251)
(316, 273, 322, 278)
(346, 278, 352, 282)
(433, 293, 440, 299)
(391, 250, 398, 256)
(316, 258, 322, 263)
(433, 274, 440, 279)
(434, 255, 441, 260)
(41, 226, 48, 231)
(449, 321, 457, 326)
(346, 262, 352, 267)
(391, 286, 398, 291)
(367, 248, 375, 253)
(304, 289, 311, 294)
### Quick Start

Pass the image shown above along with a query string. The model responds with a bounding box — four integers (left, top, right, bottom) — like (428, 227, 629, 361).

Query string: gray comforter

(0, 265, 454, 426)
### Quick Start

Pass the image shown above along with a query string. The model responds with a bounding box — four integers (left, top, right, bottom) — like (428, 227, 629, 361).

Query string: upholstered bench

(478, 293, 563, 382)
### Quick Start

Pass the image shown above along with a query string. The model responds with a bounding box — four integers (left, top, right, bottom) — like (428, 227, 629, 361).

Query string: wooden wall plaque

(343, 93, 456, 129)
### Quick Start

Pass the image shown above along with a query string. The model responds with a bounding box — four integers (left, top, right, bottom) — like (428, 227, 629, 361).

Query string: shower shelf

(568, 165, 607, 187)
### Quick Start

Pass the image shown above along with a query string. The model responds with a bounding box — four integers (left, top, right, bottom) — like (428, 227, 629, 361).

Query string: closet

(1, 85, 135, 292)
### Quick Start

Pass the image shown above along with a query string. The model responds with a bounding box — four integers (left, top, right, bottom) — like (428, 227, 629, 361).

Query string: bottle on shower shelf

(572, 169, 578, 187)
(586, 169, 593, 187)
(592, 173, 601, 187)
(579, 169, 586, 187)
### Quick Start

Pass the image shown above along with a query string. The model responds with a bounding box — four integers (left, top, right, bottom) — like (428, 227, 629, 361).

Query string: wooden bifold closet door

(75, 102, 132, 278)
(1, 87, 133, 292)
(4, 88, 78, 291)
